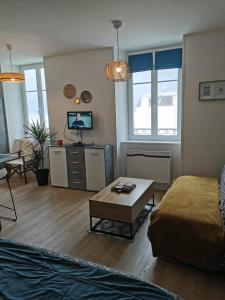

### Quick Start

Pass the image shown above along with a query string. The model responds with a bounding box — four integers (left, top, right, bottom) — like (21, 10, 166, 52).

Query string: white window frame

(20, 63, 47, 126)
(128, 46, 182, 142)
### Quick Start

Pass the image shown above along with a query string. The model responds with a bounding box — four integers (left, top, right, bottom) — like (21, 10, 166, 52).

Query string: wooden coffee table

(89, 177, 154, 240)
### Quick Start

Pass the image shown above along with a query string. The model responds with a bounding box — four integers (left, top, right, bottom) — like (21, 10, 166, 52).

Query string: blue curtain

(128, 53, 153, 73)
(155, 48, 182, 70)
(0, 96, 9, 153)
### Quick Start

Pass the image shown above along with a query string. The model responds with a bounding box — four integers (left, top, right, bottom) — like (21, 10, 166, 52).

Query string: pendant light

(105, 20, 130, 82)
(0, 44, 24, 83)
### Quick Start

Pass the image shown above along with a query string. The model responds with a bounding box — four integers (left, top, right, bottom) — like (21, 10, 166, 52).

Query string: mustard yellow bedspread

(148, 176, 225, 262)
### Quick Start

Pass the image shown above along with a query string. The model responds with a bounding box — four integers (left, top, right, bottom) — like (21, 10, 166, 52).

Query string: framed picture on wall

(199, 80, 225, 101)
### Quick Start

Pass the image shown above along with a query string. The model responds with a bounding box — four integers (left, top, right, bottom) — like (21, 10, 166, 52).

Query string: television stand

(73, 142, 84, 146)
(48, 144, 114, 191)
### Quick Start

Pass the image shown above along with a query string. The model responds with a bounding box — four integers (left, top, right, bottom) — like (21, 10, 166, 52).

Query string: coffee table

(89, 177, 154, 240)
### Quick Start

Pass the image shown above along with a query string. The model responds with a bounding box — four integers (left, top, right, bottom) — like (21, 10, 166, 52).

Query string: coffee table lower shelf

(89, 202, 155, 241)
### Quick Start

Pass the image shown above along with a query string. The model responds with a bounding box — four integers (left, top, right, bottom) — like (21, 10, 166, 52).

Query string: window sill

(122, 140, 181, 146)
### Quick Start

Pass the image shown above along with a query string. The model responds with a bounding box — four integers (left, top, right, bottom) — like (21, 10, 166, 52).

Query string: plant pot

(35, 169, 49, 186)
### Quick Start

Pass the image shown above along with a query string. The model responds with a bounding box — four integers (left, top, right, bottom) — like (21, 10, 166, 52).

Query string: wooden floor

(0, 175, 225, 300)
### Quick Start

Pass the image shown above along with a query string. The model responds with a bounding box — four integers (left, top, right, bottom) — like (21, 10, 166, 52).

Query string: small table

(89, 177, 154, 240)
(0, 153, 18, 165)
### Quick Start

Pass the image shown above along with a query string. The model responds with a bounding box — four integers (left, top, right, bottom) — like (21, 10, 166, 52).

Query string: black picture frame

(199, 80, 225, 101)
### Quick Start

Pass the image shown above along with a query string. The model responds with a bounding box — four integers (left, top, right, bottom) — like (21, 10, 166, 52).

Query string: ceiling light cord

(117, 27, 120, 60)
(6, 44, 13, 72)
(9, 49, 13, 72)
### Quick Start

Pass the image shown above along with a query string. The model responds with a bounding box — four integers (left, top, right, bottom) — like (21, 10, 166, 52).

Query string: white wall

(1, 64, 24, 152)
(182, 28, 225, 177)
(44, 48, 117, 172)
(114, 50, 128, 176)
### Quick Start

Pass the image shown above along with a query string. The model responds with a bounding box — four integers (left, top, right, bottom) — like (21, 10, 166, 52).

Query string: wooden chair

(6, 139, 34, 184)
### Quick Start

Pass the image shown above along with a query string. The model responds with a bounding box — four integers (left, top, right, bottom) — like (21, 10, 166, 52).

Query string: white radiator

(126, 150, 171, 184)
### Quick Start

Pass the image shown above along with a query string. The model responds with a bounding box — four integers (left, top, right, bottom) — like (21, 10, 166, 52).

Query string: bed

(0, 239, 180, 299)
(148, 173, 225, 272)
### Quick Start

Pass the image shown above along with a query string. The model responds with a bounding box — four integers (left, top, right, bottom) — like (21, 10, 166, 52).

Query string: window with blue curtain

(128, 48, 182, 72)
(128, 47, 182, 141)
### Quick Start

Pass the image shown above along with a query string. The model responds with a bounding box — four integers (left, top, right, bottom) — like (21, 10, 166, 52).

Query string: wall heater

(126, 150, 171, 184)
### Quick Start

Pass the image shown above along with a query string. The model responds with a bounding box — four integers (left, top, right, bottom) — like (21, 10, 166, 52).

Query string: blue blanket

(0, 239, 180, 300)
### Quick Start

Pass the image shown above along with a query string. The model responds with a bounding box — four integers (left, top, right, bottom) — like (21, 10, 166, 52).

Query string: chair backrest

(20, 139, 34, 156)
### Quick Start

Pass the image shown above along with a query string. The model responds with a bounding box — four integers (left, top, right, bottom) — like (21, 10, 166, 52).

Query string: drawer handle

(72, 171, 80, 174)
(72, 181, 80, 184)
(53, 150, 62, 153)
(90, 153, 99, 155)
(72, 161, 80, 164)
(70, 151, 79, 154)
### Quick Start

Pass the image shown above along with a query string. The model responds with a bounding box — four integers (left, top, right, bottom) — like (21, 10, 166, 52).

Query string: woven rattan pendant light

(0, 44, 24, 83)
(105, 20, 130, 82)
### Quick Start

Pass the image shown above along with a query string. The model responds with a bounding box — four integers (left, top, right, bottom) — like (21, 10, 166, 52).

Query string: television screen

(67, 111, 93, 130)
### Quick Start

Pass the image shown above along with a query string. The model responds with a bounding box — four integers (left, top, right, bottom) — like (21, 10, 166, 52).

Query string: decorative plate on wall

(81, 90, 92, 103)
(63, 84, 76, 99)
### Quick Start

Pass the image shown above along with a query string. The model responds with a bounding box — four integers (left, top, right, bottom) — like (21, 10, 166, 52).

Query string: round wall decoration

(74, 97, 81, 104)
(63, 84, 76, 99)
(81, 90, 92, 103)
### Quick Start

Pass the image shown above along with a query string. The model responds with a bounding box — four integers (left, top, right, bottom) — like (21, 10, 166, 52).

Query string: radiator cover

(126, 150, 171, 184)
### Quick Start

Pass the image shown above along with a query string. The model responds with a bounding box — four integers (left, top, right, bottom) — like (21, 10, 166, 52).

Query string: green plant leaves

(24, 121, 56, 170)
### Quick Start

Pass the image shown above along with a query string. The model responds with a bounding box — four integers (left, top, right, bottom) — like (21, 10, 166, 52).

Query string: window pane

(133, 83, 151, 135)
(133, 71, 151, 84)
(158, 68, 178, 81)
(42, 91, 49, 127)
(41, 68, 46, 90)
(158, 81, 178, 136)
(24, 69, 37, 91)
(26, 92, 40, 124)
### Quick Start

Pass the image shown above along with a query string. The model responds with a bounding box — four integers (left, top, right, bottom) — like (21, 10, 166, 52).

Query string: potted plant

(24, 121, 56, 186)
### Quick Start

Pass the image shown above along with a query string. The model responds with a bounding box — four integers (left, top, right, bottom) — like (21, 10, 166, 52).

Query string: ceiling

(0, 0, 225, 65)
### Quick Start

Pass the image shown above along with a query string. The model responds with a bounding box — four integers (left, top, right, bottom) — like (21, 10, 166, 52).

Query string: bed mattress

(0, 239, 180, 300)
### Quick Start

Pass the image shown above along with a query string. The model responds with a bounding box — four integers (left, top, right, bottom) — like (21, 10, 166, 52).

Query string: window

(132, 71, 152, 135)
(128, 48, 182, 141)
(21, 64, 49, 127)
(157, 68, 179, 136)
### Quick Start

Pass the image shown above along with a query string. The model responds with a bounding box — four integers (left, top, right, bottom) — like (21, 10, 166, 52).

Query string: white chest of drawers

(49, 144, 113, 191)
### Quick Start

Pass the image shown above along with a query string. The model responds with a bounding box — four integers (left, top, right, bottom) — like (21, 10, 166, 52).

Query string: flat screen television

(67, 111, 93, 130)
